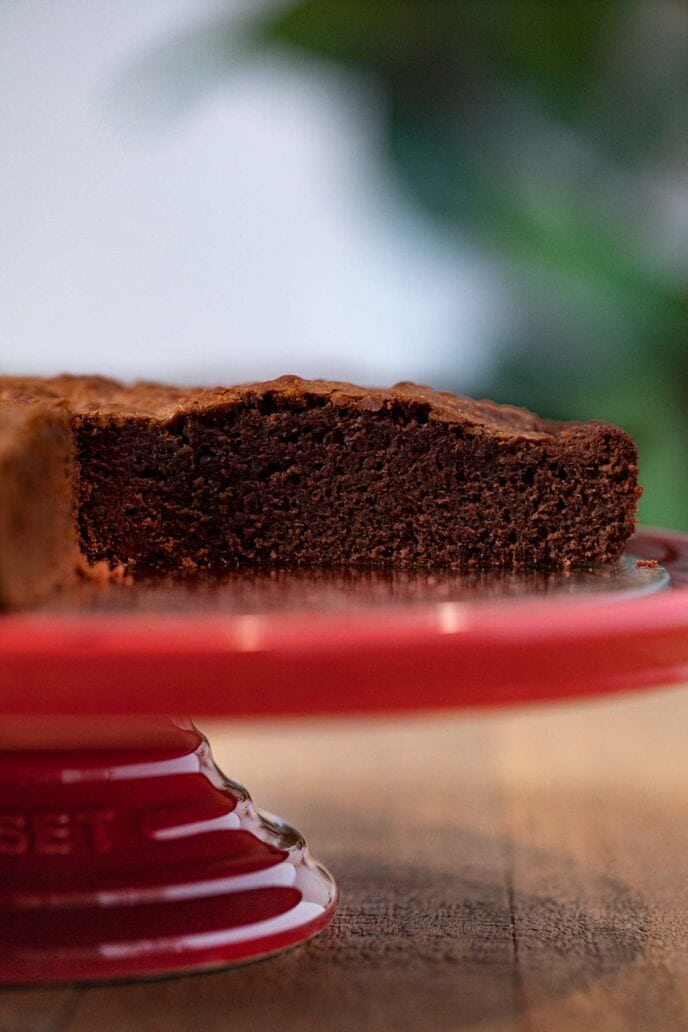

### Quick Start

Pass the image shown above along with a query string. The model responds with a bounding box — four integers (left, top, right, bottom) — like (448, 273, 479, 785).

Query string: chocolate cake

(0, 375, 640, 598)
(0, 401, 76, 608)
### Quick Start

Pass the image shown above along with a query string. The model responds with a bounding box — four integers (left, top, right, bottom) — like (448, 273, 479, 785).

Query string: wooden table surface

(4, 685, 688, 1032)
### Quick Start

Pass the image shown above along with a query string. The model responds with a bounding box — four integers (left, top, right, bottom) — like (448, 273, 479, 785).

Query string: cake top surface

(0, 374, 576, 440)
(0, 400, 68, 454)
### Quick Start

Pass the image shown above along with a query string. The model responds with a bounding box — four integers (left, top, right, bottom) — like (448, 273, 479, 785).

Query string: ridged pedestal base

(0, 721, 336, 984)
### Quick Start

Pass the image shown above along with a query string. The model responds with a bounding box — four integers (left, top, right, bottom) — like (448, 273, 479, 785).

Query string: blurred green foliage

(256, 0, 688, 528)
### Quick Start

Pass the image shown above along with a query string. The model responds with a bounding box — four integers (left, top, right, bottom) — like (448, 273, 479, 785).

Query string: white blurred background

(0, 0, 502, 386)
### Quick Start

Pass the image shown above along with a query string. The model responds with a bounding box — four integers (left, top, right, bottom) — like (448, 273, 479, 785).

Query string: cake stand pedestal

(0, 528, 687, 986)
(0, 718, 335, 984)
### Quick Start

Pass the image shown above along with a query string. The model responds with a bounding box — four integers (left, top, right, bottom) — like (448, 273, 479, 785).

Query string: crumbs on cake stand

(76, 555, 134, 586)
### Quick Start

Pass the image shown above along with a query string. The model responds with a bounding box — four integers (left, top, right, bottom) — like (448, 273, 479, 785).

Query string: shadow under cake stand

(0, 527, 687, 985)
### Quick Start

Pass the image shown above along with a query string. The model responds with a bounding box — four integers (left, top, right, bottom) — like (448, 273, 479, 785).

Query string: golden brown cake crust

(0, 401, 77, 607)
(0, 373, 568, 438)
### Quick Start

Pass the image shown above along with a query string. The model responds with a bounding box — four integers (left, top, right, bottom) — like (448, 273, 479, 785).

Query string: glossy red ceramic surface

(1, 527, 687, 985)
(0, 528, 686, 717)
(0, 721, 336, 984)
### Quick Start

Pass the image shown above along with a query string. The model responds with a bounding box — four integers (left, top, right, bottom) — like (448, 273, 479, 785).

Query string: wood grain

(3, 686, 688, 1031)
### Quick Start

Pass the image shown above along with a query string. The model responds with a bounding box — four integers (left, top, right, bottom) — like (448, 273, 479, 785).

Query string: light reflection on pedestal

(0, 718, 336, 984)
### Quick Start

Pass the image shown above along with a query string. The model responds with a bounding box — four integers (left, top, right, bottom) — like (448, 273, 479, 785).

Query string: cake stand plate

(0, 527, 687, 985)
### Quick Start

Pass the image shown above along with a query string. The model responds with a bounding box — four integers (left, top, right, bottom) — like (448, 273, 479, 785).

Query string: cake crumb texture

(0, 374, 642, 605)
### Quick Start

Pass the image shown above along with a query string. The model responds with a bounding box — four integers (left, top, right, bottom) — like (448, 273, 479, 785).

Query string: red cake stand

(1, 527, 688, 986)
